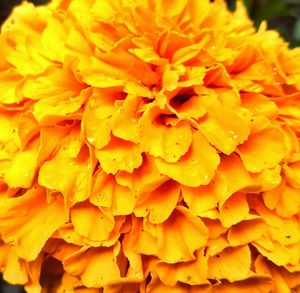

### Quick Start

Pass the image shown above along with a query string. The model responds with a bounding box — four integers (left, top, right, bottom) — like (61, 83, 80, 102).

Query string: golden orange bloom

(0, 0, 300, 292)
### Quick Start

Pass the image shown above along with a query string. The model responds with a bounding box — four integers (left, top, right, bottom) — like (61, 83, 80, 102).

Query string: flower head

(0, 0, 300, 292)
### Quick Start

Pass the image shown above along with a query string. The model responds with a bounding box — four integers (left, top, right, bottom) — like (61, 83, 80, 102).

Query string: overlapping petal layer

(0, 0, 299, 292)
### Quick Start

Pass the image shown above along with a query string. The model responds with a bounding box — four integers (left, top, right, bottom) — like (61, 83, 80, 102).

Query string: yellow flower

(0, 0, 299, 292)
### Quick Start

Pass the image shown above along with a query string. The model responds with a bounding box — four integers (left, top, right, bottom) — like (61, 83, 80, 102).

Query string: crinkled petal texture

(0, 0, 299, 292)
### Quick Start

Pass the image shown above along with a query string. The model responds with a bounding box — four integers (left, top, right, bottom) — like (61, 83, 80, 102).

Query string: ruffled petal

(90, 171, 136, 216)
(238, 127, 286, 172)
(139, 105, 193, 163)
(134, 180, 180, 224)
(95, 136, 143, 174)
(228, 218, 267, 246)
(198, 101, 250, 155)
(219, 193, 249, 228)
(157, 207, 208, 263)
(63, 244, 121, 288)
(71, 202, 115, 242)
(0, 186, 67, 261)
(207, 245, 251, 281)
(155, 249, 209, 286)
(155, 131, 220, 187)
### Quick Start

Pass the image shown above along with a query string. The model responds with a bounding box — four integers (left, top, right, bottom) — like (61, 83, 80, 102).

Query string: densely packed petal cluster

(0, 0, 300, 292)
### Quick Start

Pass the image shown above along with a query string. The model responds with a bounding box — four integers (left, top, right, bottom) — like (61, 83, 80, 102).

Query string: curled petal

(157, 207, 208, 263)
(207, 245, 251, 282)
(155, 131, 220, 187)
(134, 180, 180, 224)
(155, 249, 209, 286)
(63, 244, 121, 288)
(219, 193, 249, 228)
(71, 202, 115, 243)
(139, 105, 193, 163)
(0, 187, 67, 261)
(238, 127, 286, 172)
(95, 136, 143, 174)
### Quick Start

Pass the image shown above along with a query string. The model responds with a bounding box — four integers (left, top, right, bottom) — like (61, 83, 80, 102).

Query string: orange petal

(63, 245, 121, 288)
(4, 138, 39, 188)
(71, 202, 115, 243)
(32, 88, 88, 125)
(228, 218, 267, 246)
(123, 216, 158, 256)
(253, 242, 290, 267)
(268, 218, 300, 246)
(241, 93, 278, 118)
(23, 67, 85, 102)
(217, 154, 253, 199)
(146, 275, 210, 293)
(198, 102, 250, 155)
(134, 180, 180, 224)
(219, 193, 249, 228)
(155, 249, 209, 286)
(90, 171, 136, 216)
(95, 136, 143, 174)
(263, 181, 300, 217)
(0, 70, 23, 104)
(0, 186, 67, 261)
(212, 276, 272, 293)
(83, 106, 111, 150)
(181, 176, 218, 215)
(139, 105, 193, 163)
(157, 207, 208, 263)
(111, 96, 141, 143)
(116, 154, 168, 197)
(207, 245, 251, 281)
(238, 127, 286, 172)
(155, 131, 220, 187)
(17, 112, 40, 149)
(0, 242, 28, 285)
(38, 132, 93, 205)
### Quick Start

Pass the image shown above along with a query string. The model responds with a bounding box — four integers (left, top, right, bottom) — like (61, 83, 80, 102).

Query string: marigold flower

(0, 0, 300, 292)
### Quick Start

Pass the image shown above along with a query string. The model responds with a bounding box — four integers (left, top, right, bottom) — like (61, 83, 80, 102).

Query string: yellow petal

(219, 193, 249, 228)
(217, 153, 253, 199)
(123, 216, 158, 256)
(155, 249, 209, 286)
(0, 242, 28, 285)
(71, 202, 115, 243)
(263, 181, 300, 217)
(181, 176, 218, 215)
(63, 245, 121, 288)
(147, 275, 210, 293)
(212, 276, 272, 293)
(0, 186, 67, 261)
(38, 132, 93, 205)
(207, 245, 251, 281)
(139, 105, 193, 163)
(198, 102, 250, 155)
(95, 136, 143, 174)
(155, 131, 220, 187)
(134, 180, 180, 224)
(241, 93, 278, 118)
(0, 69, 23, 104)
(111, 96, 141, 143)
(238, 127, 286, 172)
(228, 218, 267, 246)
(4, 138, 39, 188)
(157, 207, 208, 263)
(83, 105, 111, 150)
(116, 154, 168, 197)
(90, 171, 136, 216)
(33, 88, 88, 125)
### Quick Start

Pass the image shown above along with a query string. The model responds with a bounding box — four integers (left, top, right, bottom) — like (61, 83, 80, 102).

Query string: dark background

(0, 0, 300, 292)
